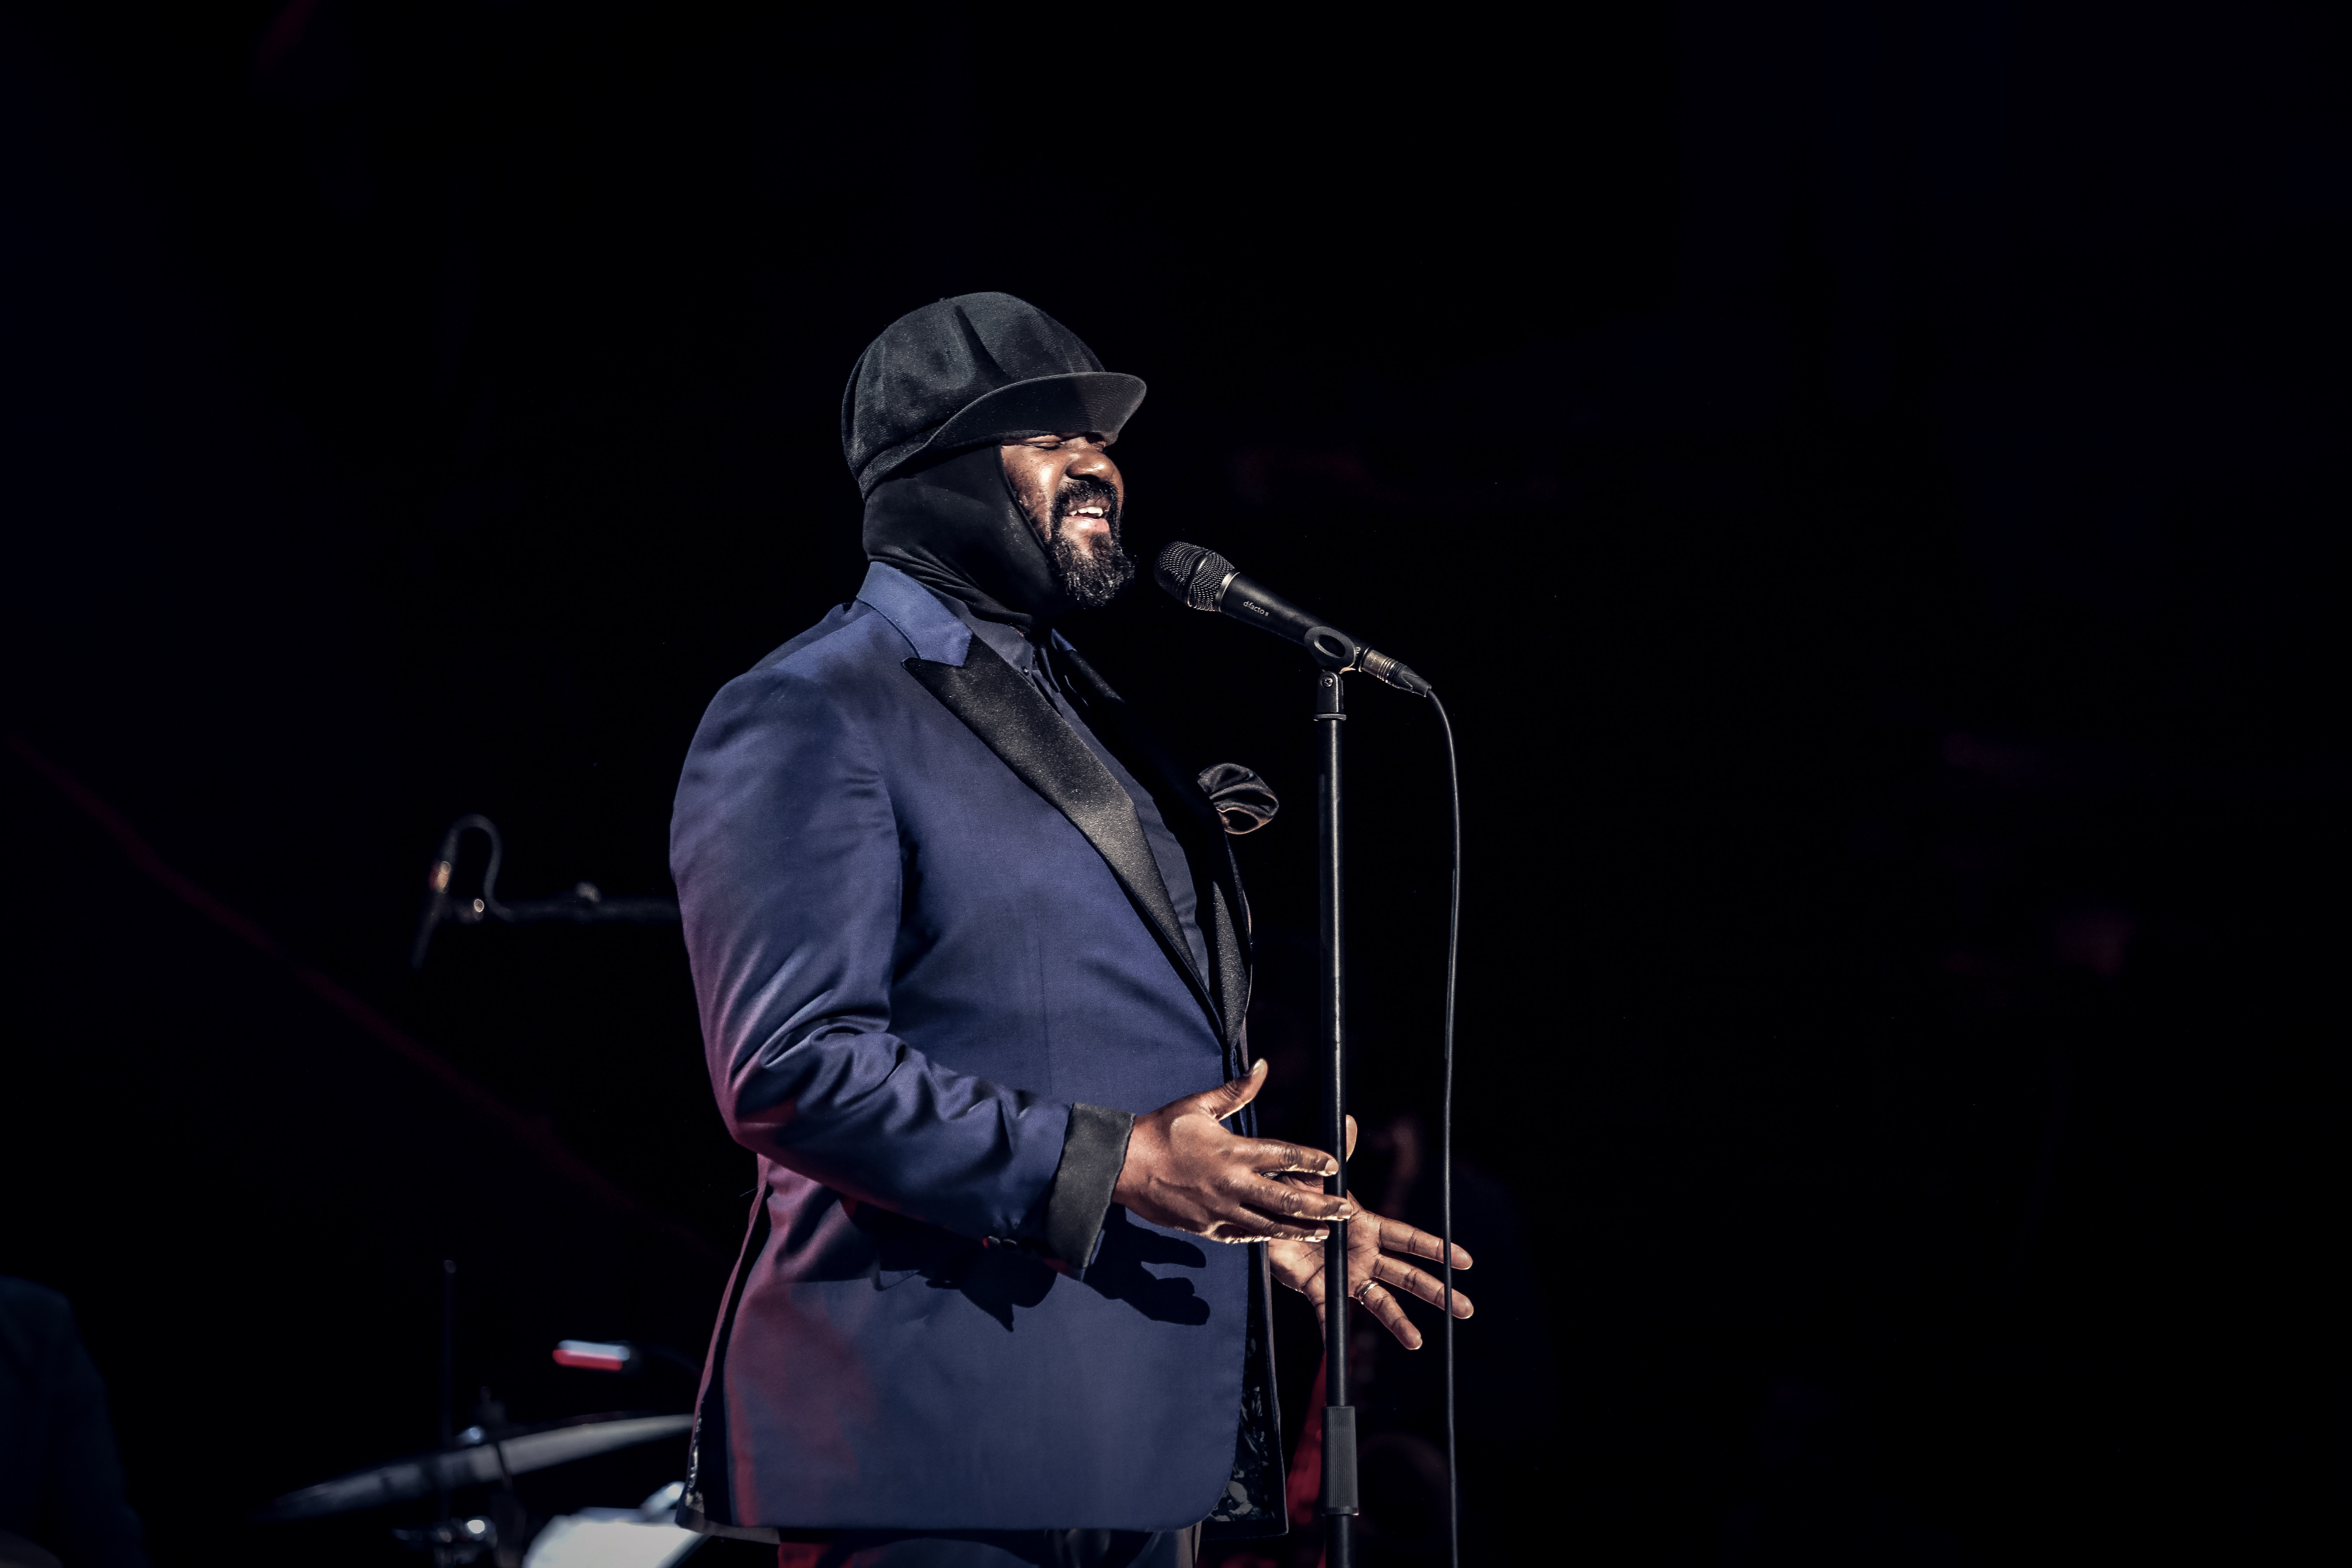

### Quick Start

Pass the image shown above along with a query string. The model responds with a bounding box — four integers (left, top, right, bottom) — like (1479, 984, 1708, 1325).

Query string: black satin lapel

(1205, 864, 1252, 1057)
(902, 641, 1222, 1035)
(1049, 645, 1254, 1047)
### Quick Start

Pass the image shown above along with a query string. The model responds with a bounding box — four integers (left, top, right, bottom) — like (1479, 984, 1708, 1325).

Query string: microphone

(1153, 542, 1433, 696)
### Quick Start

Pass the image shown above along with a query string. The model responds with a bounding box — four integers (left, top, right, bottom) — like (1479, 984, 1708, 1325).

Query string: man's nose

(1065, 443, 1116, 482)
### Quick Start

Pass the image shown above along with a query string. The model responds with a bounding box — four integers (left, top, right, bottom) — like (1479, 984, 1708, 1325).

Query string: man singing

(670, 293, 1471, 1567)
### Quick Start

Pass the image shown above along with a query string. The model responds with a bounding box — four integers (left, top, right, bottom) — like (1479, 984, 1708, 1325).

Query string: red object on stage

(552, 1339, 633, 1373)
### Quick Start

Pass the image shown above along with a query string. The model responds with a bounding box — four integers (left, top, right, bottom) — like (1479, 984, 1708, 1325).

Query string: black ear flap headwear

(846, 293, 1146, 634)
(841, 292, 1146, 500)
(861, 445, 1073, 635)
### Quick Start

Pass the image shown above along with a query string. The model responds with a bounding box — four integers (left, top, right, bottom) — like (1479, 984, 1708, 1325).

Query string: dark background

(2, 4, 2344, 1564)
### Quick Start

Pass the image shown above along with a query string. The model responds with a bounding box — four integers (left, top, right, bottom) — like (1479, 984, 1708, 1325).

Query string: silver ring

(1352, 1279, 1379, 1303)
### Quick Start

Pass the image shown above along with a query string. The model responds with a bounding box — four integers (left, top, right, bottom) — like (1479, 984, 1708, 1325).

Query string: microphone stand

(1313, 663, 1361, 1567)
(410, 814, 679, 971)
(1149, 542, 1444, 1564)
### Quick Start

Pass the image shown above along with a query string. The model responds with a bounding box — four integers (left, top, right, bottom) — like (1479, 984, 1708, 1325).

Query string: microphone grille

(1153, 541, 1236, 613)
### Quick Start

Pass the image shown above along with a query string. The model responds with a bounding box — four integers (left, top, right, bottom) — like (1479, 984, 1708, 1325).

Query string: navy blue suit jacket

(671, 564, 1270, 1534)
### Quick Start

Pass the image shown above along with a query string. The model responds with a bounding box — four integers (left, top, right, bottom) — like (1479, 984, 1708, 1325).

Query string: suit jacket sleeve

(672, 662, 1075, 1245)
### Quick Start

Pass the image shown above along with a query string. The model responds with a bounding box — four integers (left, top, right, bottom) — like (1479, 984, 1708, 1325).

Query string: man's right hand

(1111, 1060, 1357, 1243)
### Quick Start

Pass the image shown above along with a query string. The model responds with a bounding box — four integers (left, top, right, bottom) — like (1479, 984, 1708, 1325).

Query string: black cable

(1430, 691, 1462, 1568)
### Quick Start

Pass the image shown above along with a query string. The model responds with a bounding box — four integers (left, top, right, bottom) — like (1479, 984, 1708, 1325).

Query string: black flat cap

(841, 292, 1147, 498)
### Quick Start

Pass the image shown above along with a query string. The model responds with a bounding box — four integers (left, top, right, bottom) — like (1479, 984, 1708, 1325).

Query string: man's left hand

(1265, 1118, 1474, 1350)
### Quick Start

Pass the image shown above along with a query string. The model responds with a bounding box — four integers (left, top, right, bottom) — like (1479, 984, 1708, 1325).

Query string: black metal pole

(436, 1259, 455, 1534)
(1314, 668, 1358, 1566)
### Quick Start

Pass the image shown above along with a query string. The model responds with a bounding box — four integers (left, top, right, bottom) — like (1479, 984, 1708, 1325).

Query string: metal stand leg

(1314, 668, 1358, 1566)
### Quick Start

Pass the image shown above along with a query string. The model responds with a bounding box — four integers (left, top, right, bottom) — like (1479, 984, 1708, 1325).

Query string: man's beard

(1044, 476, 1135, 609)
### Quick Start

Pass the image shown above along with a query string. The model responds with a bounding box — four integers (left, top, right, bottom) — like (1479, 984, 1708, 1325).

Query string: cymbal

(255, 1413, 693, 1521)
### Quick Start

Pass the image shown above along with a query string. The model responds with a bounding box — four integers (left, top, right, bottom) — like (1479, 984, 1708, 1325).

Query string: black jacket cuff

(1043, 1102, 1134, 1272)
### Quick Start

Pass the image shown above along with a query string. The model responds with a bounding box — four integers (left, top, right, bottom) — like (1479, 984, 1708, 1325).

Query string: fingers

(1151, 1197, 1330, 1246)
(1344, 1113, 1358, 1161)
(1269, 1235, 1476, 1346)
(1237, 1138, 1339, 1179)
(1372, 1218, 1474, 1272)
(1173, 1171, 1351, 1245)
(1352, 1281, 1425, 1350)
(1122, 1067, 1368, 1244)
(1186, 1195, 1339, 1244)
(1273, 1248, 1475, 1338)
(1212, 1218, 1330, 1244)
(1233, 1172, 1353, 1227)
(1197, 1058, 1268, 1121)
(1365, 1253, 1476, 1319)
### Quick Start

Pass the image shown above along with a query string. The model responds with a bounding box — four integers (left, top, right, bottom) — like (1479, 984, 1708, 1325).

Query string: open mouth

(1044, 479, 1135, 605)
(1055, 481, 1120, 544)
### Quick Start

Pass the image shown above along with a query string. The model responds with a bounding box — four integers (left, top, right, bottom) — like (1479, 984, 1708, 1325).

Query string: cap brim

(860, 372, 1147, 495)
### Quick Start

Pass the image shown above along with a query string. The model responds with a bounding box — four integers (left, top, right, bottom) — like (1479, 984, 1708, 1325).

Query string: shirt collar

(853, 561, 973, 665)
(961, 611, 1038, 675)
(855, 560, 1078, 680)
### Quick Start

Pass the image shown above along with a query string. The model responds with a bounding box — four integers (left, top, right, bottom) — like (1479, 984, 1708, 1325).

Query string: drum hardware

(255, 1262, 695, 1567)
(253, 1411, 695, 1523)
